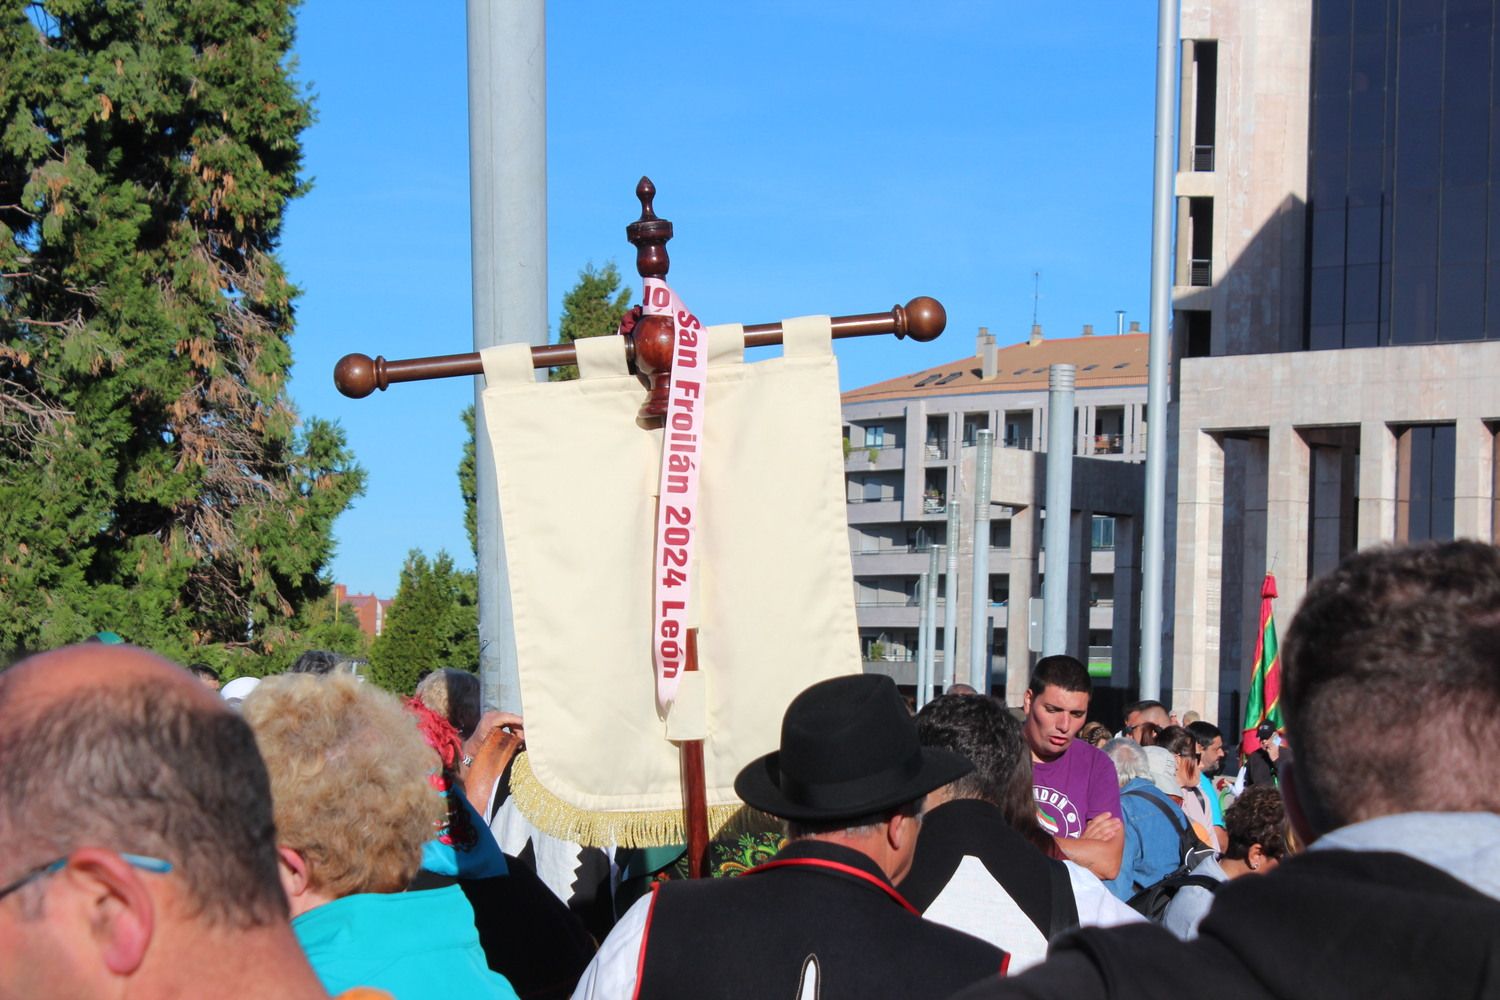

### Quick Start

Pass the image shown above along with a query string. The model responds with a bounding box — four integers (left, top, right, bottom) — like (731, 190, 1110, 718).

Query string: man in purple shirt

(1023, 655, 1124, 880)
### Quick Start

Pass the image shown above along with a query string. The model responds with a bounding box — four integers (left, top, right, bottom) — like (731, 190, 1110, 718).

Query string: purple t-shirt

(1032, 739, 1122, 839)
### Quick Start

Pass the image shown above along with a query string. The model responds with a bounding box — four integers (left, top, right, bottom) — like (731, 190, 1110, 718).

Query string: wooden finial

(895, 296, 946, 343)
(626, 175, 673, 279)
(334, 353, 381, 398)
(625, 177, 676, 420)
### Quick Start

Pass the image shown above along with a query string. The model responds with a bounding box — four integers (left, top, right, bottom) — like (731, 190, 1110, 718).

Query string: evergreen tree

(549, 260, 633, 381)
(367, 549, 477, 694)
(0, 2, 363, 659)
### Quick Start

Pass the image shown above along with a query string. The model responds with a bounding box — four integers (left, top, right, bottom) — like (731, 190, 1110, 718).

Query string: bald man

(0, 645, 355, 1000)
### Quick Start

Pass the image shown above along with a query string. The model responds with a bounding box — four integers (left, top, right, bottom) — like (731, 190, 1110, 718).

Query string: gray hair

(0, 668, 286, 928)
(414, 668, 482, 739)
(1104, 737, 1150, 786)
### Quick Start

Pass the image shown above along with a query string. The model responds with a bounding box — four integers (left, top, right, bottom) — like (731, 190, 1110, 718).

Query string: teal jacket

(294, 885, 519, 999)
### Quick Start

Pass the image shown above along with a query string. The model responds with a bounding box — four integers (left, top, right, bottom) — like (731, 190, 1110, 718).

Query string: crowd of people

(1, 539, 1496, 999)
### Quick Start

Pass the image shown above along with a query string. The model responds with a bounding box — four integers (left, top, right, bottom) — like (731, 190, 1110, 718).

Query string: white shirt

(922, 858, 1144, 973)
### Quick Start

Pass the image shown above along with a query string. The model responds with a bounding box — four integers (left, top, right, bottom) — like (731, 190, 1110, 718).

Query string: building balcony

(846, 497, 902, 524)
(846, 442, 905, 471)
(850, 548, 928, 575)
(854, 602, 921, 630)
(1092, 433, 1124, 455)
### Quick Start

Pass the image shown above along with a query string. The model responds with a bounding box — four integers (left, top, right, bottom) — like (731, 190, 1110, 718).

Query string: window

(1396, 423, 1456, 543)
(936, 372, 963, 385)
(864, 425, 884, 447)
(914, 374, 942, 387)
(1189, 197, 1214, 285)
(1191, 41, 1218, 171)
(1182, 309, 1212, 357)
(1091, 515, 1116, 550)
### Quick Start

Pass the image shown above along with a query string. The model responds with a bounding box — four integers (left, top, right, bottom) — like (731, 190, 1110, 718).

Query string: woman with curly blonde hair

(243, 672, 518, 999)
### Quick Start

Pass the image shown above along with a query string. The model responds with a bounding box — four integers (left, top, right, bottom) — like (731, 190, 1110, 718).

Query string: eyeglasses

(0, 853, 172, 903)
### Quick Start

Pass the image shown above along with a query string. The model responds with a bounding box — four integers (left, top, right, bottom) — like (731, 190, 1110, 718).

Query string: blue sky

(282, 2, 1160, 597)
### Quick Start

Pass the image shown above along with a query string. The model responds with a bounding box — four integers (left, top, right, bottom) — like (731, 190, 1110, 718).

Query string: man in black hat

(571, 674, 1008, 999)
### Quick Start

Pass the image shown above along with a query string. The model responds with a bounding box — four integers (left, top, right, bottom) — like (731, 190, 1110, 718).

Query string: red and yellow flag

(1240, 573, 1285, 754)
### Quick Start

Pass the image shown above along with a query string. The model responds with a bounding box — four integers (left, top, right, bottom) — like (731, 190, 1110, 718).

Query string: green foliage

(459, 405, 477, 559)
(366, 550, 477, 694)
(548, 260, 633, 382)
(0, 1, 363, 661)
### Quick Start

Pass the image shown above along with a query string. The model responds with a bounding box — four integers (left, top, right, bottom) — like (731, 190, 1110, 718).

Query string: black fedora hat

(735, 674, 973, 822)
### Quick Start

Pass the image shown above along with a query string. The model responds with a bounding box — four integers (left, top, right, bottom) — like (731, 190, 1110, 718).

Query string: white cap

(220, 676, 261, 705)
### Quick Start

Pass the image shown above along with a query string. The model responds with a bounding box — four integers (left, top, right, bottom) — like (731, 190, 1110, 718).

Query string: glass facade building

(1307, 0, 1500, 349)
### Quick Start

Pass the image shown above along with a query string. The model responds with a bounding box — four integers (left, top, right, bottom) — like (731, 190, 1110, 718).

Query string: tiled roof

(842, 332, 1150, 404)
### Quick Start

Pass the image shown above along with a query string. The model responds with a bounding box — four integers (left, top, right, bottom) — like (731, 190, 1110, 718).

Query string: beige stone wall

(1172, 342, 1500, 722)
(1176, 0, 1312, 356)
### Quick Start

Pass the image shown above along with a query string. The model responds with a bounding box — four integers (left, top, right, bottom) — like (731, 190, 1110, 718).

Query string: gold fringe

(507, 752, 777, 848)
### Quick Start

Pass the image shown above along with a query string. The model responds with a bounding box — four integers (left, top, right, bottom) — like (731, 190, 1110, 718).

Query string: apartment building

(1168, 0, 1500, 725)
(842, 325, 1149, 706)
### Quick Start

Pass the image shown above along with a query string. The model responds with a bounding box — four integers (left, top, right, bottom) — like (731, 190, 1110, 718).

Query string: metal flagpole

(922, 544, 941, 706)
(1139, 0, 1180, 703)
(942, 499, 961, 690)
(467, 0, 548, 713)
(915, 572, 931, 707)
(1042, 364, 1076, 656)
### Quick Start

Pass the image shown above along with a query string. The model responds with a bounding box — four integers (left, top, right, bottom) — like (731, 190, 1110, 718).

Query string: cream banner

(479, 317, 861, 846)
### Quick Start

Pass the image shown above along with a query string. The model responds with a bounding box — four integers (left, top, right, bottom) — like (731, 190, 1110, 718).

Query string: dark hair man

(953, 541, 1500, 1000)
(1022, 656, 1124, 880)
(902, 694, 1143, 972)
(1122, 699, 1171, 740)
(189, 662, 222, 690)
(286, 650, 345, 671)
(0, 645, 335, 1000)
(1187, 720, 1228, 849)
(573, 674, 1008, 999)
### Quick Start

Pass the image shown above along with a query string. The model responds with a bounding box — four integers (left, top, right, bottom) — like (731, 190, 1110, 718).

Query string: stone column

(1358, 421, 1397, 548)
(1179, 40, 1195, 167)
(1266, 424, 1312, 628)
(1174, 196, 1192, 287)
(1453, 418, 1495, 542)
(1171, 428, 1225, 716)
(1005, 504, 1039, 706)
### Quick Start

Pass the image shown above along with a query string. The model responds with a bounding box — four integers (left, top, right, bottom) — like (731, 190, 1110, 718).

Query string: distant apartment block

(333, 583, 391, 638)
(842, 324, 1150, 706)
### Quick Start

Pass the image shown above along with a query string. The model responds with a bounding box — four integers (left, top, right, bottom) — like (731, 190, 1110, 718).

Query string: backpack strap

(1123, 787, 1189, 837)
(1181, 874, 1223, 893)
(1045, 859, 1080, 938)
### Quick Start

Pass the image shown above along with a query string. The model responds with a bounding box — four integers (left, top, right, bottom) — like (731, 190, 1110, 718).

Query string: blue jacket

(294, 885, 519, 999)
(1105, 777, 1190, 901)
